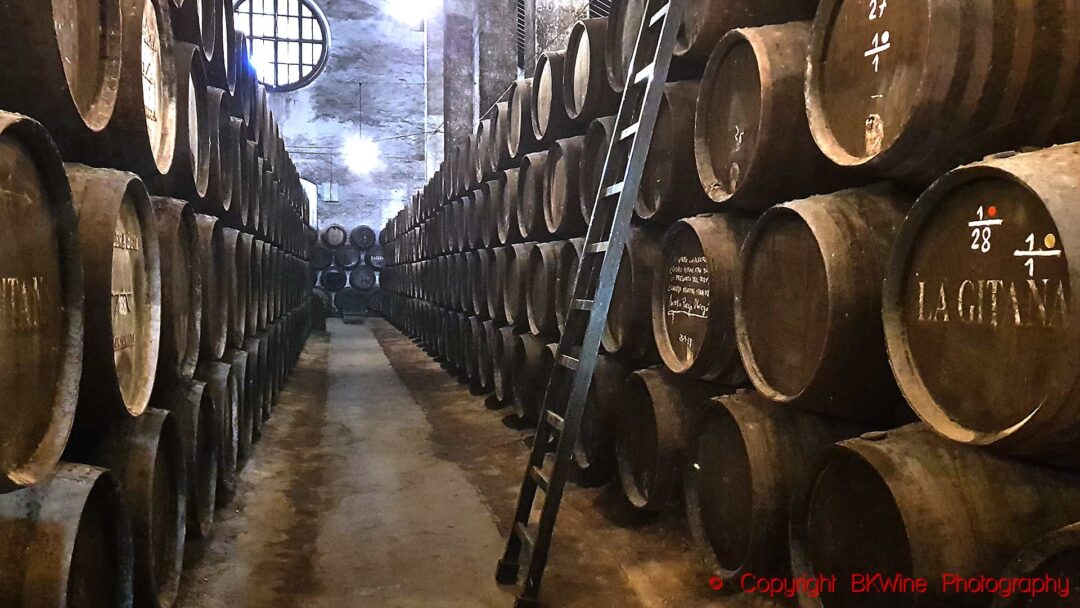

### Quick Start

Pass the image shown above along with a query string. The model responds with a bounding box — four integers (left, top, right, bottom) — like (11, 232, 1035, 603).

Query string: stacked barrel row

(310, 223, 383, 318)
(387, 0, 1080, 605)
(378, 16, 670, 497)
(0, 0, 313, 606)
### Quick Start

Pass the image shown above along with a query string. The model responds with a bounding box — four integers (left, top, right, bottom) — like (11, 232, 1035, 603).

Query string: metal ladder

(494, 0, 687, 605)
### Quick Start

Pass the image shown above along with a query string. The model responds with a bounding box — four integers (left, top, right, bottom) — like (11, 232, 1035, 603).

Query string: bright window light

(384, 0, 441, 26)
(248, 42, 276, 82)
(235, 0, 331, 91)
(342, 134, 384, 176)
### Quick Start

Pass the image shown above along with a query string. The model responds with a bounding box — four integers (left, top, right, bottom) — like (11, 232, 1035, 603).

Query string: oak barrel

(68, 165, 162, 422)
(653, 213, 752, 384)
(675, 0, 817, 60)
(350, 225, 377, 250)
(696, 23, 851, 212)
(572, 353, 627, 487)
(883, 144, 1080, 464)
(511, 333, 554, 425)
(0, 114, 84, 494)
(195, 360, 238, 506)
(320, 267, 348, 292)
(554, 238, 585, 334)
(604, 224, 663, 361)
(73, 0, 177, 177)
(0, 0, 123, 135)
(563, 19, 618, 125)
(205, 86, 236, 214)
(194, 213, 228, 359)
(334, 245, 363, 269)
(546, 135, 587, 237)
(604, 0, 646, 93)
(321, 224, 348, 249)
(526, 241, 563, 337)
(806, 0, 1080, 186)
(81, 408, 186, 608)
(685, 392, 866, 586)
(635, 81, 711, 224)
(504, 242, 537, 328)
(579, 116, 616, 221)
(790, 424, 1080, 608)
(517, 151, 551, 241)
(163, 379, 218, 539)
(738, 184, 913, 425)
(151, 197, 202, 389)
(158, 42, 210, 201)
(616, 367, 717, 512)
(0, 463, 133, 606)
(532, 51, 574, 145)
(496, 168, 525, 245)
(507, 79, 539, 161)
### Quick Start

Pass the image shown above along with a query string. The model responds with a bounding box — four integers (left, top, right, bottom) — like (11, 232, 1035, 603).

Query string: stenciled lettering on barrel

(902, 177, 1067, 434)
(1, 276, 47, 331)
(112, 207, 144, 372)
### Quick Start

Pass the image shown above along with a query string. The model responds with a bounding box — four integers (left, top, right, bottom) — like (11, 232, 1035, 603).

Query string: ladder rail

(551, 0, 681, 398)
(496, 0, 688, 604)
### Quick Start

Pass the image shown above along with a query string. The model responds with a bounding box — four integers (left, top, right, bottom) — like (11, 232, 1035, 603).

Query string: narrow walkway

(176, 319, 511, 608)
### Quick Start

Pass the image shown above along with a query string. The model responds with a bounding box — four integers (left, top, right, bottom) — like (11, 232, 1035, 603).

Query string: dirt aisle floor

(176, 320, 511, 608)
(370, 318, 777, 608)
(175, 317, 775, 607)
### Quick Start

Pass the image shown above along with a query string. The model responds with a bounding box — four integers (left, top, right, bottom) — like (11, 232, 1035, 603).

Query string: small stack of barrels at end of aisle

(378, 0, 1080, 604)
(0, 0, 312, 606)
(310, 223, 384, 324)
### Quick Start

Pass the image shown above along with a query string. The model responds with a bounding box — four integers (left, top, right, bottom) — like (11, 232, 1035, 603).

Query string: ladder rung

(649, 2, 670, 26)
(603, 182, 624, 198)
(572, 298, 594, 311)
(529, 466, 551, 492)
(514, 522, 535, 552)
(545, 410, 565, 432)
(619, 122, 639, 141)
(559, 355, 579, 370)
(633, 63, 655, 85)
(585, 241, 609, 254)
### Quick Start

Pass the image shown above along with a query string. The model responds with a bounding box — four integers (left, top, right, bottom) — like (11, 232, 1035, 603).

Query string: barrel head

(0, 130, 75, 491)
(112, 191, 157, 415)
(740, 211, 829, 398)
(657, 227, 713, 373)
(698, 38, 761, 203)
(808, 0, 928, 165)
(891, 175, 1069, 437)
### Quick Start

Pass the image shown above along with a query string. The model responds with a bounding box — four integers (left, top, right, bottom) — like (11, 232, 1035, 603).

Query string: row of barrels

(384, 141, 1080, 465)
(311, 226, 383, 313)
(379, 235, 658, 363)
(311, 242, 385, 272)
(0, 109, 312, 606)
(378, 288, 1080, 608)
(380, 0, 1080, 603)
(0, 0, 316, 603)
(315, 266, 379, 292)
(0, 0, 312, 256)
(377, 2, 1080, 462)
(318, 223, 379, 250)
(382, 141, 1080, 601)
(387, 0, 1080, 254)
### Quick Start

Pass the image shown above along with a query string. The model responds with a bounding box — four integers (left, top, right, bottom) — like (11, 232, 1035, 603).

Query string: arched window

(234, 0, 331, 92)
